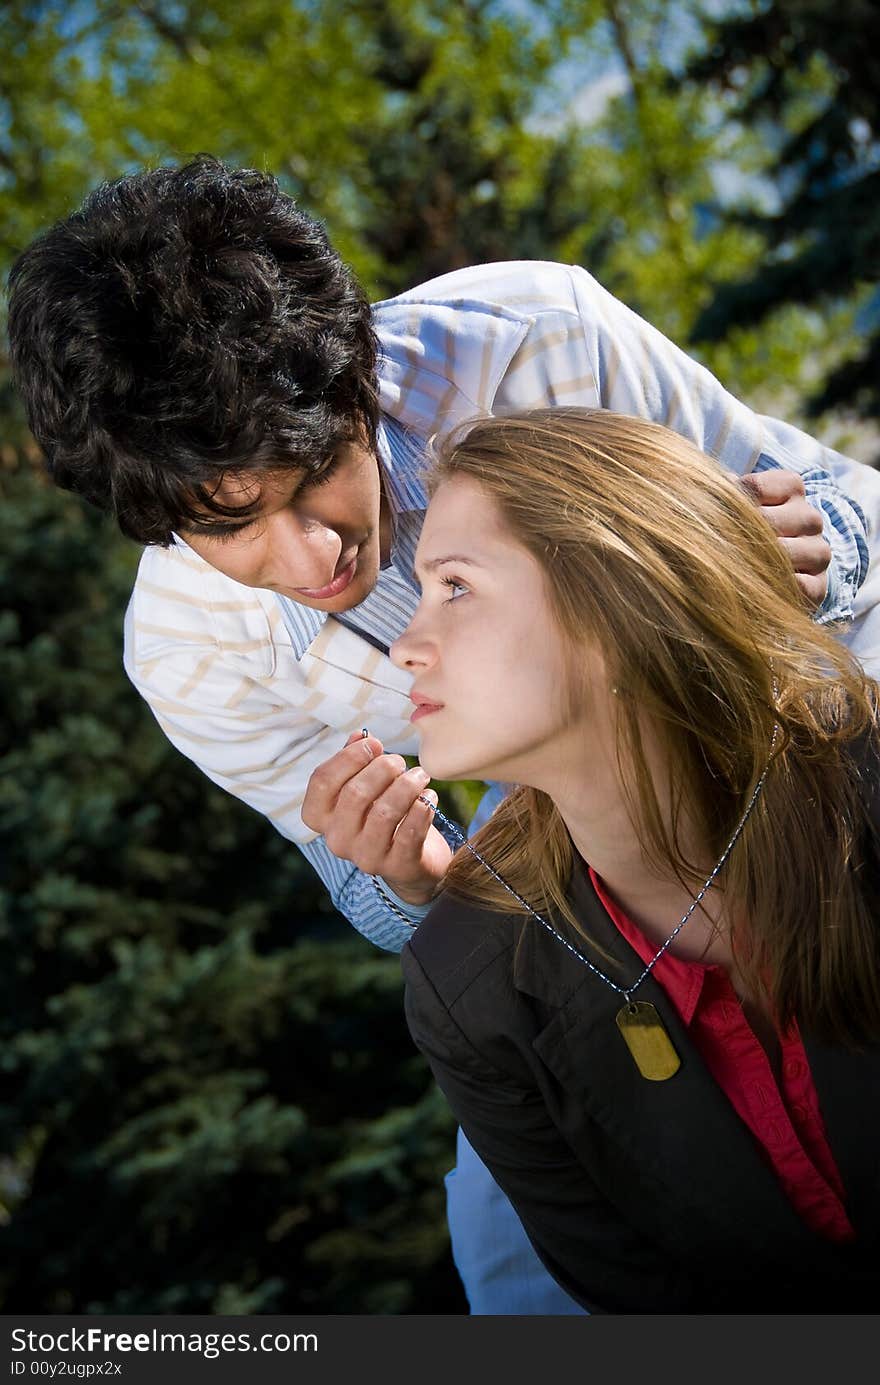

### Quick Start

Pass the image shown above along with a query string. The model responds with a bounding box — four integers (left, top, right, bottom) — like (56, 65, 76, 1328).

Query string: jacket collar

(510, 854, 640, 1009)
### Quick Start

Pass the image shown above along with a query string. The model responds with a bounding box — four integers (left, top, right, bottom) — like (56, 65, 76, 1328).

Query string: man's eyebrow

(414, 553, 484, 577)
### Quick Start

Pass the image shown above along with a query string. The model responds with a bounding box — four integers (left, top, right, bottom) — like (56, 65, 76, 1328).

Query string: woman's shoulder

(401, 891, 544, 1083)
(402, 889, 525, 1010)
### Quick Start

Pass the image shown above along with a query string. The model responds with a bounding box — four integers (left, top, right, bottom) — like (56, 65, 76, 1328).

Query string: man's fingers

(385, 797, 440, 867)
(381, 791, 449, 900)
(304, 736, 443, 896)
(324, 753, 409, 845)
(343, 729, 386, 756)
(778, 534, 833, 576)
(760, 497, 824, 539)
(355, 767, 433, 870)
(735, 470, 830, 610)
(391, 789, 439, 856)
(794, 569, 829, 609)
(301, 732, 385, 829)
(739, 468, 805, 504)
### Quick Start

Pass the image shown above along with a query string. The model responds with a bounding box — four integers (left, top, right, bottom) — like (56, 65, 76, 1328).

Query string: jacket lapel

(806, 1036, 880, 1244)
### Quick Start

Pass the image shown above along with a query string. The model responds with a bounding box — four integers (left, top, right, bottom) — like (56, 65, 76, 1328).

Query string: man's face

(179, 440, 389, 612)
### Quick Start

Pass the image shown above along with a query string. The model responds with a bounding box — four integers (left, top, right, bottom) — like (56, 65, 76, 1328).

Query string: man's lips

(410, 692, 444, 723)
(295, 555, 357, 600)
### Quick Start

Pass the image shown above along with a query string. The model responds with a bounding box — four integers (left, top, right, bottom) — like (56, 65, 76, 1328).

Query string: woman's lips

(295, 556, 357, 600)
(410, 697, 444, 723)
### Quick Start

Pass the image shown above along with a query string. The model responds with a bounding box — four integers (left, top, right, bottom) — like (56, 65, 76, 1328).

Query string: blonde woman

(389, 408, 880, 1313)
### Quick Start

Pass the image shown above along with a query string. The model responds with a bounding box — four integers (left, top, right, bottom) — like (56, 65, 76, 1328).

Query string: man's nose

(270, 508, 342, 585)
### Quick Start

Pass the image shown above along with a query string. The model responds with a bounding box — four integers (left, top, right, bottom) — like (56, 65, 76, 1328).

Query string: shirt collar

(377, 415, 429, 517)
(588, 866, 707, 1026)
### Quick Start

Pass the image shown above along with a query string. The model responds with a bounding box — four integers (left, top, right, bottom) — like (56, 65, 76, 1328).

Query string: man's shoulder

(131, 541, 278, 618)
(373, 262, 587, 434)
(125, 541, 283, 679)
(374, 260, 580, 319)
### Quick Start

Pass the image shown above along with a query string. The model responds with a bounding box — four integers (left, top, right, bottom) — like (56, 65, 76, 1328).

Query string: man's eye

(190, 523, 244, 543)
(299, 461, 336, 490)
(204, 519, 257, 542)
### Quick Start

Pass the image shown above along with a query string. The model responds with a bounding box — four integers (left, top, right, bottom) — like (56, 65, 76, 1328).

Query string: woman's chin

(420, 749, 493, 785)
(416, 727, 504, 785)
(420, 755, 458, 782)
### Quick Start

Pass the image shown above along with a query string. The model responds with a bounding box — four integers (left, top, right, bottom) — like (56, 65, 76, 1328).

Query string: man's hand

(301, 731, 452, 906)
(739, 468, 831, 609)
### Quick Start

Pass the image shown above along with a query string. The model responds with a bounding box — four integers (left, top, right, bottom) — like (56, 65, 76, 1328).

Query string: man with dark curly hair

(8, 154, 880, 1314)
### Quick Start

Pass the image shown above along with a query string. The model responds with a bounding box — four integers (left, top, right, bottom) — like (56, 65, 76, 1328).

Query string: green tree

(6, 0, 574, 1310)
(686, 0, 880, 444)
(338, 0, 590, 291)
(3, 0, 876, 1314)
(0, 0, 589, 299)
(543, 0, 848, 417)
(0, 453, 464, 1312)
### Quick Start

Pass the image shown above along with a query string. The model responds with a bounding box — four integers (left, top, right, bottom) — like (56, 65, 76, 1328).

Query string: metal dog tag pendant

(616, 1001, 681, 1081)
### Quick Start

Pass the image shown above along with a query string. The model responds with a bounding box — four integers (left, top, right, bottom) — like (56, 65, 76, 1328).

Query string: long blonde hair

(429, 408, 880, 1046)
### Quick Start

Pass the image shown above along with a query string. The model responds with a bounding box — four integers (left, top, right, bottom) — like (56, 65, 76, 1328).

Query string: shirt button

(784, 1058, 804, 1080)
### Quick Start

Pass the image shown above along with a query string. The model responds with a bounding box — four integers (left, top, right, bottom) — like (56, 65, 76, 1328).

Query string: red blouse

(589, 867, 855, 1243)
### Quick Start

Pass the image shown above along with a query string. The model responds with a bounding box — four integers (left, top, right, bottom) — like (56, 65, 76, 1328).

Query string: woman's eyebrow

(414, 554, 485, 579)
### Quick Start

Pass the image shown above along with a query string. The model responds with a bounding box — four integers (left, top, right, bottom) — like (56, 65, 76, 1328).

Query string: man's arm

(123, 551, 431, 952)
(400, 260, 867, 621)
(300, 832, 430, 951)
(129, 643, 429, 951)
(563, 264, 869, 622)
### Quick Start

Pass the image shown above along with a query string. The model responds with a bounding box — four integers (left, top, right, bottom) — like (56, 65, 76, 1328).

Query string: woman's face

(390, 476, 607, 788)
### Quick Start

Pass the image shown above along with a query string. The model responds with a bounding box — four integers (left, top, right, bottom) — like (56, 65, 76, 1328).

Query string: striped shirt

(124, 260, 879, 952)
(274, 418, 453, 949)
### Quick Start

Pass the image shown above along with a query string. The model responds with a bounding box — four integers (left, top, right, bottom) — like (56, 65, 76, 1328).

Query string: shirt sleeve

(123, 589, 429, 952)
(492, 263, 870, 625)
(300, 835, 431, 951)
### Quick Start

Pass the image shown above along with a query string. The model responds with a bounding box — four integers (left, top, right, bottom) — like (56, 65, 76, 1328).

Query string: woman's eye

(441, 576, 469, 603)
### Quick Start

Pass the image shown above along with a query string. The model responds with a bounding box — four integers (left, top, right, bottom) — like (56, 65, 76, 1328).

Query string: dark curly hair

(6, 156, 380, 546)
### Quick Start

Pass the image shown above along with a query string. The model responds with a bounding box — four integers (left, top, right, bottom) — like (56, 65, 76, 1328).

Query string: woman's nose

(390, 617, 431, 671)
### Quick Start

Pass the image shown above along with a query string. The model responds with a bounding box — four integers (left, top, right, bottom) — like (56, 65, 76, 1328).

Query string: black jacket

(402, 856, 880, 1313)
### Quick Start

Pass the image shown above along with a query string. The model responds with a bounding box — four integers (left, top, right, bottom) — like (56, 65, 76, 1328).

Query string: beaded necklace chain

(374, 722, 778, 1081)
